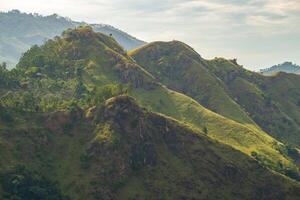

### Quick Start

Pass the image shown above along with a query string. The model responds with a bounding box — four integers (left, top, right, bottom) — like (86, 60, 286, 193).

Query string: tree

(265, 95, 272, 106)
(0, 104, 13, 122)
(1, 165, 70, 200)
(75, 66, 83, 80)
(74, 81, 87, 98)
(231, 58, 238, 65)
(0, 62, 7, 70)
(22, 92, 39, 111)
(203, 126, 208, 135)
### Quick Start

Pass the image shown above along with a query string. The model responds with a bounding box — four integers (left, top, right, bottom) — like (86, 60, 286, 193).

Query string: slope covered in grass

(2, 27, 299, 181)
(131, 40, 300, 150)
(208, 58, 300, 148)
(1, 96, 300, 199)
(130, 41, 255, 125)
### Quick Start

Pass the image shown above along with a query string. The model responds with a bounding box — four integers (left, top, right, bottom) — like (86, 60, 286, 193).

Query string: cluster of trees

(88, 84, 127, 106)
(0, 91, 41, 112)
(0, 165, 69, 200)
(0, 104, 13, 123)
(0, 62, 18, 88)
(0, 80, 127, 113)
(0, 62, 7, 70)
(16, 41, 87, 80)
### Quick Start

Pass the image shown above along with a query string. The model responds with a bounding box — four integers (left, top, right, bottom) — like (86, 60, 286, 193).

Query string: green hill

(1, 96, 300, 199)
(208, 58, 300, 148)
(0, 10, 145, 67)
(129, 41, 255, 125)
(1, 27, 300, 198)
(130, 41, 300, 150)
(14, 27, 300, 177)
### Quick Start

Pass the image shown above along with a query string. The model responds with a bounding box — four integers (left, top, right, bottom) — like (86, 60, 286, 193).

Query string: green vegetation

(131, 87, 300, 179)
(1, 165, 69, 200)
(1, 95, 300, 199)
(0, 27, 300, 199)
(130, 41, 256, 125)
(131, 40, 300, 166)
(208, 58, 300, 147)
(0, 10, 145, 67)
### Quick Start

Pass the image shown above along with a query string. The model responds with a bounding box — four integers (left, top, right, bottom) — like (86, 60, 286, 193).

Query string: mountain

(130, 41, 300, 154)
(13, 27, 300, 179)
(260, 62, 300, 75)
(0, 10, 146, 67)
(208, 59, 300, 148)
(1, 27, 300, 199)
(1, 95, 300, 199)
(129, 41, 255, 125)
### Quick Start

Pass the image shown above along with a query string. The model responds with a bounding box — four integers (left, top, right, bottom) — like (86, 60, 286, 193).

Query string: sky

(1, 0, 300, 70)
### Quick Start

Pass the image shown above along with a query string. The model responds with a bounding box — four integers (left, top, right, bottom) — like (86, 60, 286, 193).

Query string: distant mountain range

(0, 10, 146, 67)
(260, 62, 300, 75)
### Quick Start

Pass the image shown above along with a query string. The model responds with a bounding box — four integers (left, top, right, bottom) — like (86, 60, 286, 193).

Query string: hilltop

(260, 62, 300, 75)
(0, 10, 145, 67)
(130, 41, 255, 125)
(131, 41, 300, 150)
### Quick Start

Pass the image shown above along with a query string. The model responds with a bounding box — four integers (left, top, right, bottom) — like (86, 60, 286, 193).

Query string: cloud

(0, 0, 300, 69)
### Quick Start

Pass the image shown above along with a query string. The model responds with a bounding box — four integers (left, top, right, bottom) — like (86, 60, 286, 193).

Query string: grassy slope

(6, 27, 300, 179)
(1, 96, 300, 200)
(130, 41, 300, 168)
(129, 41, 255, 125)
(207, 58, 300, 147)
(266, 73, 300, 142)
(131, 87, 299, 175)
